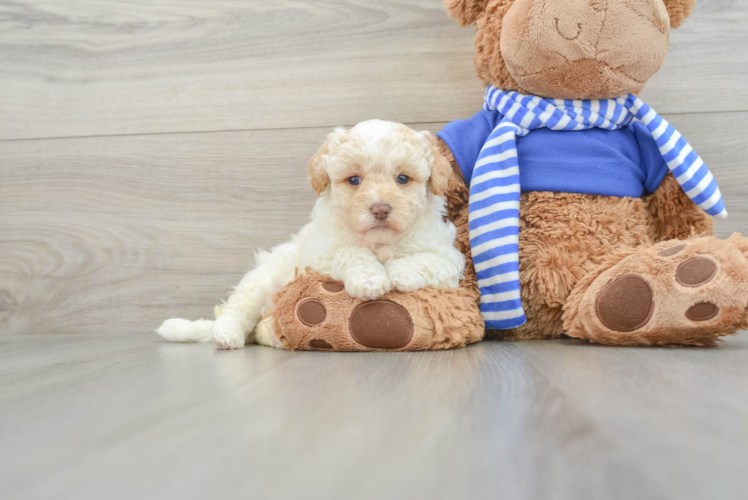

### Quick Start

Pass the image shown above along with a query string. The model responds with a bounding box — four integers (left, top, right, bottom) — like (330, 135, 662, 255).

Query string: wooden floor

(2, 332, 748, 500)
(2, 2, 748, 498)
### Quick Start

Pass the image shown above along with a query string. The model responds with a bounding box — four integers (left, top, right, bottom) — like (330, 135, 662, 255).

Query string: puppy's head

(308, 120, 452, 244)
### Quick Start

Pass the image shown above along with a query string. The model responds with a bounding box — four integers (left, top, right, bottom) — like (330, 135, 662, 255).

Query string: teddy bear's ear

(663, 0, 697, 29)
(444, 0, 491, 27)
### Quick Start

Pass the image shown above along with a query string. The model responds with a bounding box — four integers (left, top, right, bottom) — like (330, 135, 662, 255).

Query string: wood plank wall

(1, 0, 747, 336)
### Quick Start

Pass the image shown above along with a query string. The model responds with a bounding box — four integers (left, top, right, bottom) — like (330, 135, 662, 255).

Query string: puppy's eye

(347, 176, 362, 186)
(396, 175, 410, 185)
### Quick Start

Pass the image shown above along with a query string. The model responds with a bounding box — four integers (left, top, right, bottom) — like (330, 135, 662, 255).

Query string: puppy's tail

(156, 318, 213, 343)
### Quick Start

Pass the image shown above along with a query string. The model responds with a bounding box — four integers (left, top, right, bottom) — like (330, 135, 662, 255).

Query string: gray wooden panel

(0, 0, 483, 141)
(1, 113, 746, 337)
(668, 112, 748, 238)
(0, 126, 326, 336)
(642, 0, 748, 113)
(1, 333, 747, 500)
(1, 0, 746, 141)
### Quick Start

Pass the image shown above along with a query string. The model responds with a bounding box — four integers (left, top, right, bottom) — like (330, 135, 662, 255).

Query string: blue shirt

(437, 110, 669, 198)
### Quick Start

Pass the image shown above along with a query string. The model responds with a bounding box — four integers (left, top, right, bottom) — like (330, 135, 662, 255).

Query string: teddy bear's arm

(645, 172, 714, 243)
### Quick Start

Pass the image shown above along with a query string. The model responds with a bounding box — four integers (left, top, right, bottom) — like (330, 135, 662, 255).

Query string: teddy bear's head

(446, 0, 696, 99)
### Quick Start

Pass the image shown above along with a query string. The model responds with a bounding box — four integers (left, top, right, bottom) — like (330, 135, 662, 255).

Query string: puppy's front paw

(345, 271, 392, 301)
(386, 260, 427, 293)
(211, 317, 246, 350)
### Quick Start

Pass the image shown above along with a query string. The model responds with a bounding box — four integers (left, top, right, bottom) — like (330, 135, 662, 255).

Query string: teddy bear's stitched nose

(370, 203, 392, 221)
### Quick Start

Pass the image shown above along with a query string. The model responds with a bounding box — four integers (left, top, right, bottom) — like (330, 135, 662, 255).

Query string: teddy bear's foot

(261, 270, 484, 351)
(563, 235, 748, 347)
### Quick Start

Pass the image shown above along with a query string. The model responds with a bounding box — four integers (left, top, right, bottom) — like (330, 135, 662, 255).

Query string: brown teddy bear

(250, 0, 748, 350)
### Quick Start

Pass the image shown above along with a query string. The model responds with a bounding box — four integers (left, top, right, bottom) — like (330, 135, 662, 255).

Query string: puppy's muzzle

(370, 203, 392, 221)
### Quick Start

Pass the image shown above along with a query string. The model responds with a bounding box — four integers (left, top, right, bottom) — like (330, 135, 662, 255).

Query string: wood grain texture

(1, 113, 746, 337)
(668, 112, 748, 238)
(0, 126, 325, 336)
(1, 333, 747, 500)
(1, 0, 747, 141)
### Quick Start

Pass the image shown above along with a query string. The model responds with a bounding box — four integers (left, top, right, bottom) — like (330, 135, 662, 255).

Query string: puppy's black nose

(370, 203, 392, 221)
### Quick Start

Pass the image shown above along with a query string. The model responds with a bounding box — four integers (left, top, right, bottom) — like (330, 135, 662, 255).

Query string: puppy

(157, 120, 465, 349)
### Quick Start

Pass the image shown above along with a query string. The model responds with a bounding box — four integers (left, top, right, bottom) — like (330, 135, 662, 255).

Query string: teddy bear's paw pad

(676, 257, 718, 287)
(322, 281, 345, 293)
(686, 302, 720, 322)
(596, 274, 654, 332)
(658, 243, 687, 257)
(309, 339, 334, 349)
(296, 298, 327, 326)
(349, 301, 413, 349)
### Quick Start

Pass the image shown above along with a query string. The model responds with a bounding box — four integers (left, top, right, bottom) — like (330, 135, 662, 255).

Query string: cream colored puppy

(157, 120, 465, 349)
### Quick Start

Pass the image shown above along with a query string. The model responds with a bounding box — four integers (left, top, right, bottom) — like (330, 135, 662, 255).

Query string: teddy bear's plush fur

(236, 0, 748, 350)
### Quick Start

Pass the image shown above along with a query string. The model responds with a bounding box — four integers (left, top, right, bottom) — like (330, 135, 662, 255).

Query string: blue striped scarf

(472, 86, 728, 330)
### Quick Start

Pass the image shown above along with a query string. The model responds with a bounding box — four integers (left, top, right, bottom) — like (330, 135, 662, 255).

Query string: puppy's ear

(423, 133, 453, 197)
(308, 142, 329, 195)
(663, 0, 697, 29)
(309, 127, 353, 195)
(444, 0, 490, 27)
(309, 129, 344, 195)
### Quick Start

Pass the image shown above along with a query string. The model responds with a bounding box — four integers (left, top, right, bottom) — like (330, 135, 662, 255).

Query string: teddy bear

(241, 0, 748, 351)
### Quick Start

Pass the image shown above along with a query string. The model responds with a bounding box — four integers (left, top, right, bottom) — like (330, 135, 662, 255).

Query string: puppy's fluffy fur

(157, 120, 465, 349)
